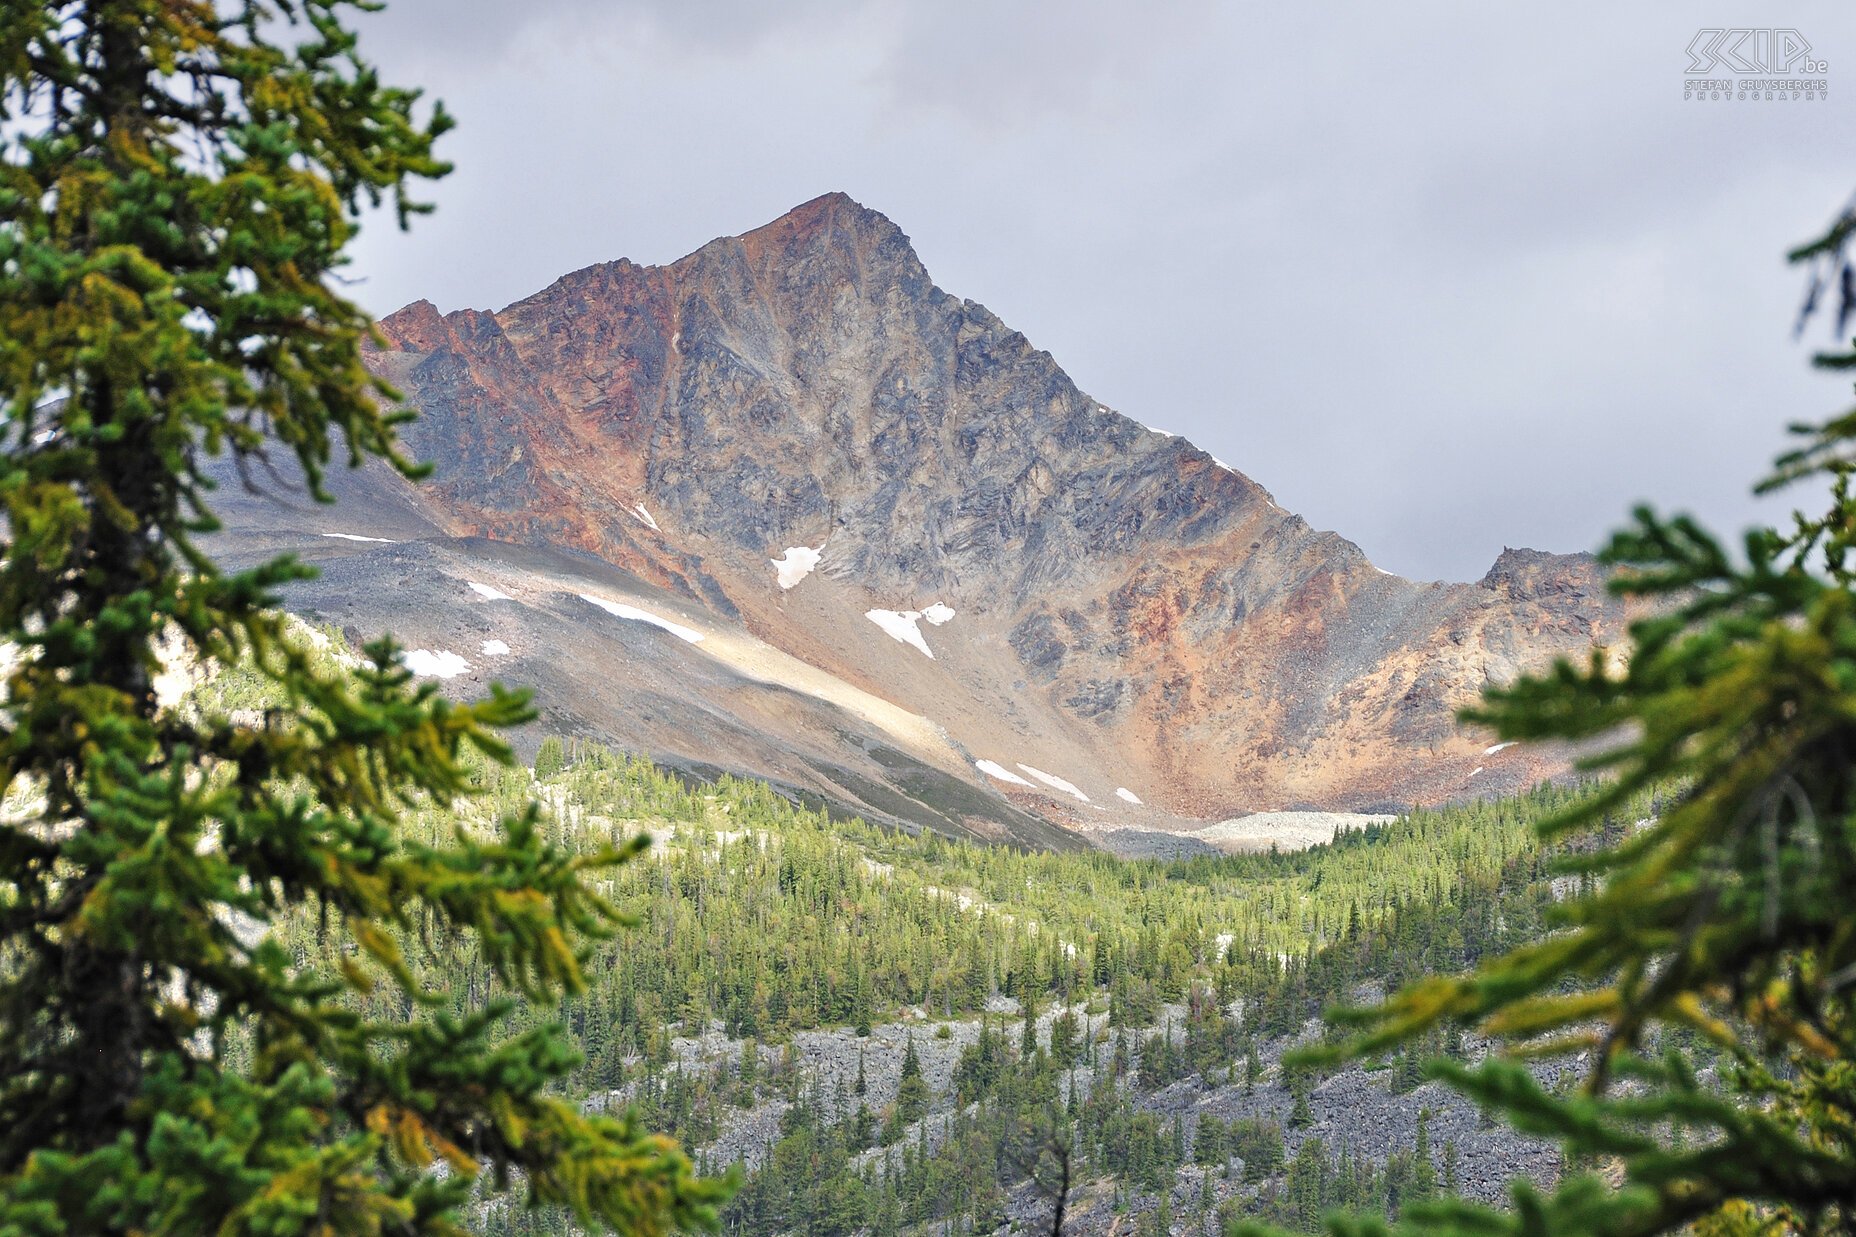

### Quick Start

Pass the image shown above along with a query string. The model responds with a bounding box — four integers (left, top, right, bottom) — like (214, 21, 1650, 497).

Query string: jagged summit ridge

(338, 196, 1640, 832)
(375, 197, 1285, 600)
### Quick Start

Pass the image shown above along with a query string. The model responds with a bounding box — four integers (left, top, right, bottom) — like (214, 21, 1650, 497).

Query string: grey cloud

(354, 0, 871, 64)
(343, 0, 1856, 580)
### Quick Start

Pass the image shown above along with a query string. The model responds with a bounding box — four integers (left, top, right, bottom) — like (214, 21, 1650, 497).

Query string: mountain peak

(724, 191, 911, 269)
(764, 191, 884, 230)
(1479, 546, 1603, 602)
(349, 199, 1634, 829)
(373, 297, 451, 352)
(787, 189, 863, 217)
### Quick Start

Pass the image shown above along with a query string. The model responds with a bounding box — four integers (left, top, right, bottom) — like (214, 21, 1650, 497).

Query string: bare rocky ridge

(207, 193, 1634, 850)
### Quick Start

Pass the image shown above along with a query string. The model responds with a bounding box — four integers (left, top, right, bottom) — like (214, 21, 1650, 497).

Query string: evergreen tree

(1151, 1186, 1174, 1235)
(1409, 1109, 1436, 1206)
(0, 2, 724, 1231)
(1287, 1065, 1314, 1128)
(1195, 1114, 1228, 1167)
(741, 1036, 763, 1090)
(894, 1034, 930, 1127)
(883, 1025, 935, 1144)
(1240, 205, 1856, 1234)
(1230, 1118, 1284, 1184)
(1051, 1005, 1081, 1069)
(1285, 1137, 1329, 1232)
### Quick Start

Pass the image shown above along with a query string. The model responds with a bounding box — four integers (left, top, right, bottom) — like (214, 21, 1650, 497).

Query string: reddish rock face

(359, 192, 1636, 829)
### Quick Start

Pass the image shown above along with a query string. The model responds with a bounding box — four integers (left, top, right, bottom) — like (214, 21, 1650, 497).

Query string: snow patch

(1484, 741, 1516, 755)
(628, 504, 659, 532)
(976, 760, 1036, 788)
(1017, 764, 1090, 803)
(481, 639, 510, 656)
(467, 580, 512, 601)
(403, 648, 470, 678)
(578, 594, 705, 644)
(151, 655, 192, 710)
(921, 602, 955, 626)
(1469, 767, 1484, 778)
(771, 546, 822, 589)
(866, 609, 934, 659)
(1144, 425, 1175, 438)
(1114, 787, 1142, 805)
(321, 532, 396, 544)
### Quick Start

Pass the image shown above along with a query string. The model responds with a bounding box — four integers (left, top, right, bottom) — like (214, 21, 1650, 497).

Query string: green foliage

(1236, 209, 1856, 1237)
(0, 4, 722, 1232)
(1230, 1118, 1285, 1184)
(1286, 1064, 1314, 1128)
(1788, 201, 1856, 375)
(954, 1019, 1011, 1104)
(894, 1036, 929, 1124)
(218, 723, 1575, 1235)
(182, 625, 1629, 1234)
(311, 737, 1595, 1074)
(534, 735, 567, 780)
(1196, 1113, 1229, 1166)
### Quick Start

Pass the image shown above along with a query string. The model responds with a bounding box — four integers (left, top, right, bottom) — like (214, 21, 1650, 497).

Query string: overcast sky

(345, 2, 1854, 580)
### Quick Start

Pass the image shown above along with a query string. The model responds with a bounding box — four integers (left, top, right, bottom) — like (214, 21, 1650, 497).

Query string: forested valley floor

(205, 633, 1673, 1236)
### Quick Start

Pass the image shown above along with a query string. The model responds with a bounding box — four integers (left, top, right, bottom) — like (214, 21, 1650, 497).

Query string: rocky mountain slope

(208, 193, 1633, 850)
(634, 998, 1557, 1236)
